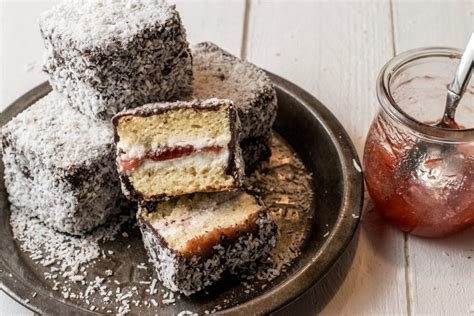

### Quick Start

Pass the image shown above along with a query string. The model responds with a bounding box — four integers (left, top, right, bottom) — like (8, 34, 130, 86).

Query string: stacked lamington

(2, 0, 192, 235)
(2, 0, 279, 295)
(113, 40, 280, 294)
(113, 96, 279, 295)
(40, 0, 193, 119)
(192, 42, 277, 171)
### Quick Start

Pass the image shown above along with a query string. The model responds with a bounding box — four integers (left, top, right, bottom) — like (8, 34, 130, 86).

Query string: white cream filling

(128, 148, 230, 175)
(149, 192, 261, 251)
(118, 134, 231, 160)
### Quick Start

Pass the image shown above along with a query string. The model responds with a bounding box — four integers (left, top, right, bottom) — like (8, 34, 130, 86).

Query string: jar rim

(376, 47, 474, 142)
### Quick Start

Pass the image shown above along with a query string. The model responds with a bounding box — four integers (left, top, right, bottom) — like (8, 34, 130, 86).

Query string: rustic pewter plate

(0, 72, 363, 315)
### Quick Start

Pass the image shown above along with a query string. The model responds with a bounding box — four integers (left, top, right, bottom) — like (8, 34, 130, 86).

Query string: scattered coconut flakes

(162, 298, 175, 305)
(6, 136, 314, 313)
(177, 311, 198, 316)
(137, 262, 147, 270)
(71, 275, 85, 282)
(117, 299, 131, 315)
(120, 293, 132, 301)
(149, 278, 157, 295)
(352, 158, 362, 172)
(10, 207, 130, 279)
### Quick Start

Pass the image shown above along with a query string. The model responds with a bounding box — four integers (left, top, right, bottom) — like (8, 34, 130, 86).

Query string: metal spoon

(399, 34, 474, 173)
(437, 33, 474, 129)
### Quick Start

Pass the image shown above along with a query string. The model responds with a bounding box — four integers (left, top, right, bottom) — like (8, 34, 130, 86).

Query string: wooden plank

(172, 0, 245, 57)
(246, 1, 408, 315)
(0, 1, 56, 110)
(392, 1, 474, 314)
(0, 291, 32, 316)
(245, 0, 398, 155)
(392, 0, 473, 52)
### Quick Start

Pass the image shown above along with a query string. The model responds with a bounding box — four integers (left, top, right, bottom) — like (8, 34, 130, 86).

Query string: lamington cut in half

(192, 42, 278, 170)
(40, 0, 193, 120)
(138, 191, 278, 295)
(1, 91, 121, 235)
(113, 99, 244, 201)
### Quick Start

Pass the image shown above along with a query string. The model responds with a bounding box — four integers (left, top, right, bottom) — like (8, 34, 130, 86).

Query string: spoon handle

(449, 33, 474, 97)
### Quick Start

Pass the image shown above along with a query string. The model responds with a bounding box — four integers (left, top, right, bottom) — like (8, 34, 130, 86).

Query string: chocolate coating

(192, 42, 277, 170)
(1, 92, 122, 235)
(40, 1, 193, 120)
(137, 203, 278, 296)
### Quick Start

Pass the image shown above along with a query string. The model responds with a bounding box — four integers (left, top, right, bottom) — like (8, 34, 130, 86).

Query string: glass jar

(364, 47, 474, 238)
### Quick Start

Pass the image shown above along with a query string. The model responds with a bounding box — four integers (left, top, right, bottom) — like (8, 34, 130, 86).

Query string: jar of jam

(364, 47, 474, 238)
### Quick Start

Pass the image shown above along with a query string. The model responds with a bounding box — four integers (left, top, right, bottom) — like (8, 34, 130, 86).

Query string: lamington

(1, 91, 121, 235)
(113, 99, 244, 201)
(39, 0, 193, 120)
(137, 191, 278, 295)
(192, 42, 277, 170)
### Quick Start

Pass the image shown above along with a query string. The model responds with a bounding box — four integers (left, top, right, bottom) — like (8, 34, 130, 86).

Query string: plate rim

(0, 73, 364, 315)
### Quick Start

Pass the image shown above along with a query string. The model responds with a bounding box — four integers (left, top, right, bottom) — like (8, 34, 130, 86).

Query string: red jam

(118, 145, 223, 173)
(364, 115, 474, 237)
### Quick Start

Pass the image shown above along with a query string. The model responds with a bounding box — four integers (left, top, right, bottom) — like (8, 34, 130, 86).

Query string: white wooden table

(1, 1, 473, 315)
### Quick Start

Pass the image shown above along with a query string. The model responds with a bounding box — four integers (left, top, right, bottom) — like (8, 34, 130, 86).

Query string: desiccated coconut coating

(191, 42, 276, 170)
(138, 205, 278, 296)
(192, 41, 277, 141)
(1, 91, 122, 235)
(40, 0, 193, 120)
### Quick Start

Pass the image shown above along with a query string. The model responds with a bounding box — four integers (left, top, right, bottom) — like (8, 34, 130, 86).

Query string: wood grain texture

(245, 1, 408, 315)
(172, 0, 245, 57)
(245, 0, 396, 155)
(392, 1, 474, 314)
(0, 291, 32, 316)
(0, 0, 55, 110)
(392, 0, 474, 52)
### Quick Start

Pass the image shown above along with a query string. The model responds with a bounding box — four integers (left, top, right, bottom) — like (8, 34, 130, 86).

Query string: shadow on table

(272, 227, 360, 316)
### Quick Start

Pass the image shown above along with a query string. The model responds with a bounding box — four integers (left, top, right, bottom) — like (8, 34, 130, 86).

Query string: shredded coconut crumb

(352, 158, 362, 173)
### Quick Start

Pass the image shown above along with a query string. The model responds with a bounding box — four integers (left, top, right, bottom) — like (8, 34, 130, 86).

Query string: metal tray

(0, 72, 364, 315)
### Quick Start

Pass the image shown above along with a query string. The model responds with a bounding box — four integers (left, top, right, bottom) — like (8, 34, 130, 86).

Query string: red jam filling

(119, 145, 224, 173)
